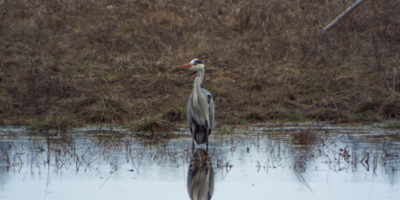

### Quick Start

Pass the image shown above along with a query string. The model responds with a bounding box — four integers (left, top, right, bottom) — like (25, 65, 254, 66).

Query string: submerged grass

(1, 0, 400, 132)
(379, 123, 400, 130)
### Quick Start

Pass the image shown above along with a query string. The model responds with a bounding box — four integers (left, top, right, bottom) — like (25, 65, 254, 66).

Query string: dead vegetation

(0, 0, 400, 131)
(130, 117, 177, 133)
(291, 129, 319, 147)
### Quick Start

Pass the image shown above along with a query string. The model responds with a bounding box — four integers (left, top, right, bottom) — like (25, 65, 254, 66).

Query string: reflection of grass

(3, 124, 400, 192)
(291, 130, 318, 147)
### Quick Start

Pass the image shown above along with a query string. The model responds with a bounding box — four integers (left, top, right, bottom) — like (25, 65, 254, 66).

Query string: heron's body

(179, 59, 215, 146)
(188, 88, 214, 144)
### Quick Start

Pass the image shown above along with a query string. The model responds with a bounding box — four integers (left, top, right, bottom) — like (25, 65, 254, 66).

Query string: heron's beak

(178, 63, 194, 69)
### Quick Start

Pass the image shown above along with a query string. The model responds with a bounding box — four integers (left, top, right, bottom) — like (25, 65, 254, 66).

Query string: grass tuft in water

(129, 117, 177, 133)
(291, 130, 318, 147)
(28, 113, 77, 133)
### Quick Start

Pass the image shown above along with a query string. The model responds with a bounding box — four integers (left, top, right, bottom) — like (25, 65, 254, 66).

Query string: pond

(1, 122, 400, 200)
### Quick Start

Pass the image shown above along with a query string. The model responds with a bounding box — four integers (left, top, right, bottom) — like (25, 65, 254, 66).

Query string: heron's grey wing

(201, 89, 215, 129)
(208, 95, 215, 129)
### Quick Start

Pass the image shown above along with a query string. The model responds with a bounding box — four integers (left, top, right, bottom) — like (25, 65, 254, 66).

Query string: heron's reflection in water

(187, 148, 215, 200)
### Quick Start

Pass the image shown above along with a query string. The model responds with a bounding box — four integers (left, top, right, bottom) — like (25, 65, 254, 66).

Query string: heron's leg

(192, 132, 195, 152)
(206, 128, 209, 151)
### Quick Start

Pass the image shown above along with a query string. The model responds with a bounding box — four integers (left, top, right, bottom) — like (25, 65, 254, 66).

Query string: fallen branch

(322, 0, 366, 33)
(175, 78, 212, 86)
(175, 81, 192, 86)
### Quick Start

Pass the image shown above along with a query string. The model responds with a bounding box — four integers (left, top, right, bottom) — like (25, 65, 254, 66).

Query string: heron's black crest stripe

(193, 59, 202, 64)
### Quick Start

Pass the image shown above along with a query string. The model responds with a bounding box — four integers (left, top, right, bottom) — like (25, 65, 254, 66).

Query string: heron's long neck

(191, 68, 209, 125)
(192, 69, 205, 95)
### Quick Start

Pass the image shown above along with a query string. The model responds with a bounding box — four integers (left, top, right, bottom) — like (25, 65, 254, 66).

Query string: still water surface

(1, 123, 399, 200)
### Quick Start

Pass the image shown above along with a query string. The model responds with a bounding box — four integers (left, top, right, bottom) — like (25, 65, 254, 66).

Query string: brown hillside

(0, 0, 399, 130)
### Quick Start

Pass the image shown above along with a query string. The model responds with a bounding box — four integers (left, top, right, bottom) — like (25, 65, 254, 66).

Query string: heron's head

(178, 59, 204, 71)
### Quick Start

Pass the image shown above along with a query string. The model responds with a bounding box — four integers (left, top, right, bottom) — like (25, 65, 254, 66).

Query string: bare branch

(322, 0, 366, 33)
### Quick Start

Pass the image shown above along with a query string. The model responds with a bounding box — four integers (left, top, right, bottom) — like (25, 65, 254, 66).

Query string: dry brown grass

(1, 0, 400, 130)
(132, 117, 177, 133)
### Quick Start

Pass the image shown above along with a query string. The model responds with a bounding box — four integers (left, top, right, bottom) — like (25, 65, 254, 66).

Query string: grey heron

(178, 59, 215, 149)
